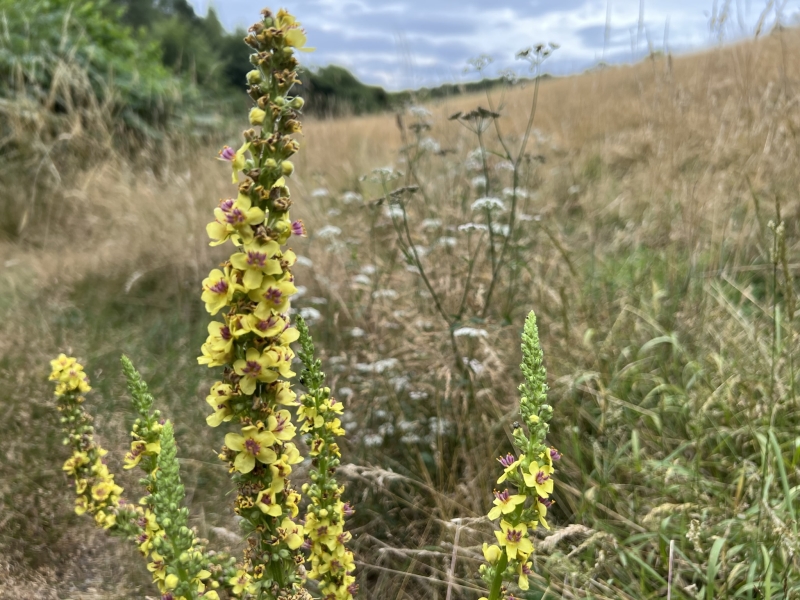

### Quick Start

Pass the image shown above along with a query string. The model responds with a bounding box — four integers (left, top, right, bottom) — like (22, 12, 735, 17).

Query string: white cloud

(191, 0, 800, 89)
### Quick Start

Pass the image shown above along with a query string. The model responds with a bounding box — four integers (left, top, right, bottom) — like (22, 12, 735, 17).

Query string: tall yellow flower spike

(480, 312, 562, 599)
(199, 7, 327, 599)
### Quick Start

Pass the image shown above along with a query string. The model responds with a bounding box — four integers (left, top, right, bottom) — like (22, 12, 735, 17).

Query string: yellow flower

(243, 311, 288, 338)
(233, 347, 280, 394)
(225, 425, 278, 473)
(325, 417, 345, 437)
(49, 353, 76, 376)
(279, 517, 304, 550)
(229, 570, 255, 595)
(269, 441, 303, 492)
(201, 267, 239, 315)
(267, 410, 298, 443)
(275, 9, 297, 27)
(205, 382, 235, 427)
(75, 496, 89, 516)
(298, 403, 324, 431)
(206, 194, 265, 246)
(522, 460, 554, 498)
(63, 451, 89, 475)
(206, 193, 264, 246)
(94, 510, 116, 529)
(531, 497, 551, 530)
(277, 9, 314, 52)
(218, 143, 250, 183)
(256, 488, 283, 516)
(249, 276, 298, 314)
(487, 488, 527, 520)
(123, 439, 160, 469)
(517, 561, 533, 591)
(267, 346, 296, 379)
(278, 325, 300, 346)
(198, 321, 236, 367)
(497, 452, 523, 484)
(273, 381, 298, 406)
(229, 240, 282, 290)
(147, 551, 166, 582)
(50, 357, 91, 395)
(91, 480, 123, 504)
(494, 520, 533, 561)
(285, 489, 301, 518)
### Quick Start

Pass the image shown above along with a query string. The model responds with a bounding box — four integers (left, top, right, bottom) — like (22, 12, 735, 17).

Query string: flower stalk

(198, 8, 327, 599)
(479, 311, 561, 599)
(51, 354, 232, 599)
(295, 316, 357, 599)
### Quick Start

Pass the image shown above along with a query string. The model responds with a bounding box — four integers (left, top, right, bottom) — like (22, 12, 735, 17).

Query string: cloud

(190, 0, 800, 90)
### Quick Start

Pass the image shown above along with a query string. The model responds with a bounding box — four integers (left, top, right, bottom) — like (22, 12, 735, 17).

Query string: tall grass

(1, 23, 800, 600)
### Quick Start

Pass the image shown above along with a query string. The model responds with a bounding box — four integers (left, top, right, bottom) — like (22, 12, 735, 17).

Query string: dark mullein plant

(50, 355, 230, 600)
(197, 8, 321, 599)
(479, 311, 561, 600)
(49, 7, 357, 600)
(295, 316, 357, 599)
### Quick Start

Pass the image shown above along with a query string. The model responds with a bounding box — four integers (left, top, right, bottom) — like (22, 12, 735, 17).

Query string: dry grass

(2, 26, 800, 599)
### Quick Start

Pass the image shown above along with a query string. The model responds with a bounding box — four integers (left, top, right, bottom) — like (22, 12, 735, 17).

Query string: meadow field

(1, 20, 800, 600)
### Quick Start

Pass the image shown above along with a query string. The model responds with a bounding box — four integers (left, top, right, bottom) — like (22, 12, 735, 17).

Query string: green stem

(487, 554, 508, 600)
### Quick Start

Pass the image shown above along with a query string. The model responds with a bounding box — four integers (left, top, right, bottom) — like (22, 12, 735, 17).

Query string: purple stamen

(226, 208, 247, 225)
(264, 288, 283, 304)
(550, 447, 562, 461)
(244, 438, 261, 456)
(219, 146, 236, 161)
(494, 489, 510, 502)
(291, 220, 306, 236)
(220, 326, 232, 340)
(539, 496, 554, 508)
(243, 360, 262, 376)
(535, 471, 550, 485)
(506, 529, 522, 543)
(256, 316, 278, 332)
(343, 502, 355, 516)
(209, 280, 228, 294)
(498, 453, 516, 468)
(274, 412, 289, 432)
(246, 251, 268, 267)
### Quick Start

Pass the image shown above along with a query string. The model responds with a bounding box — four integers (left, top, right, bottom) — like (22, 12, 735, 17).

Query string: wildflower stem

(487, 554, 508, 600)
(482, 65, 543, 318)
(456, 232, 485, 320)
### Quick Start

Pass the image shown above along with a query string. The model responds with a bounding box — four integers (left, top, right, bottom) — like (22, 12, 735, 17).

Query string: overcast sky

(189, 0, 800, 90)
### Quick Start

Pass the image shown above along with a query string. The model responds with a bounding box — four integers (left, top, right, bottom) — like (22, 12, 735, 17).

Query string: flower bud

(249, 107, 267, 126)
(246, 70, 263, 85)
(165, 574, 179, 589)
(482, 543, 502, 565)
(281, 161, 294, 176)
(290, 96, 304, 110)
(274, 96, 286, 106)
